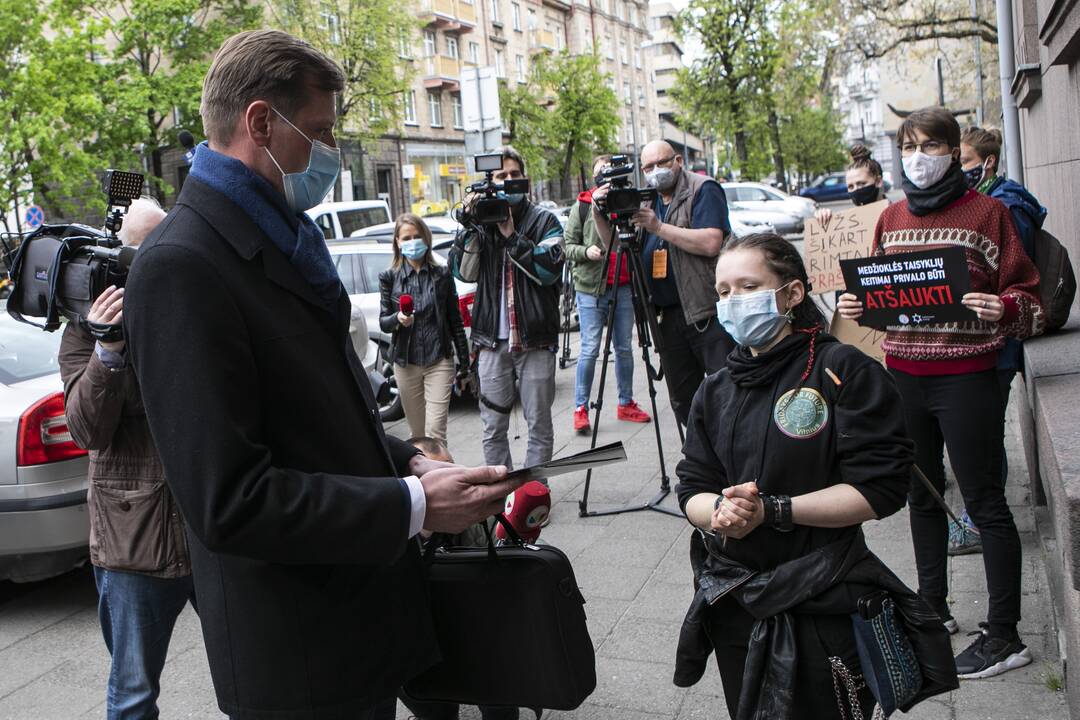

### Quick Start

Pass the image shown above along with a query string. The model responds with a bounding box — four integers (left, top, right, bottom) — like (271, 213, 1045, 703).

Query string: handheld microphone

(399, 293, 414, 316)
(178, 130, 196, 166)
(496, 481, 550, 544)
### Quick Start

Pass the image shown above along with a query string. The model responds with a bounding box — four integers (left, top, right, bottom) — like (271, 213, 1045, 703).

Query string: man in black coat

(124, 30, 519, 720)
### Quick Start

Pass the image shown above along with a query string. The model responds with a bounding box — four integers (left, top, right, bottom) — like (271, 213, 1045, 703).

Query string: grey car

(0, 315, 91, 583)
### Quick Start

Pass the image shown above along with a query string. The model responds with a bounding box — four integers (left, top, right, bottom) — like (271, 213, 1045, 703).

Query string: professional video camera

(594, 155, 657, 224)
(454, 153, 530, 226)
(3, 169, 144, 342)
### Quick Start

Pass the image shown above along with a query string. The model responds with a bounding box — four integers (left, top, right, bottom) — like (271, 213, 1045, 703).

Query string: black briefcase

(403, 516, 596, 712)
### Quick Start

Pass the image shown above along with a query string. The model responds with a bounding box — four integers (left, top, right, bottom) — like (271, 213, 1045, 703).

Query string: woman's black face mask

(849, 184, 881, 206)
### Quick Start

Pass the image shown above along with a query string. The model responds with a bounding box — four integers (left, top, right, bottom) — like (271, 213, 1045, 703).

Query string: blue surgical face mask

(399, 238, 428, 260)
(715, 282, 794, 349)
(264, 108, 341, 213)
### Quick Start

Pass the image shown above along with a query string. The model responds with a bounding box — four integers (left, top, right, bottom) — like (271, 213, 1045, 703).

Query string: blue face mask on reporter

(264, 107, 341, 214)
(715, 282, 794, 349)
(399, 238, 428, 260)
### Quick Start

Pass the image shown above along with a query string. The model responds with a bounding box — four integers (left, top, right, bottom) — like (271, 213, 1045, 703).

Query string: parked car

(326, 239, 476, 421)
(723, 182, 817, 219)
(0, 314, 90, 583)
(306, 199, 392, 240)
(729, 206, 804, 239)
(349, 216, 462, 243)
(730, 212, 776, 238)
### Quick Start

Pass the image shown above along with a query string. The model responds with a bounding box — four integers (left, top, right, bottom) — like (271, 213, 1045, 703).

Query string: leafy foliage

(268, 0, 417, 141)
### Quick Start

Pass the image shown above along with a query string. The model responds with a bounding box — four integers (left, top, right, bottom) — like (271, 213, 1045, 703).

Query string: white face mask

(902, 151, 953, 190)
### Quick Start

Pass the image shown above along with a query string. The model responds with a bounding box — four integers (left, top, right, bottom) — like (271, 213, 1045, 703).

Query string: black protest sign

(840, 246, 977, 327)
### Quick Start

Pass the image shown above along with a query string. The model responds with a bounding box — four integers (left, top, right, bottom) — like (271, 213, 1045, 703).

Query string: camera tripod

(577, 218, 682, 519)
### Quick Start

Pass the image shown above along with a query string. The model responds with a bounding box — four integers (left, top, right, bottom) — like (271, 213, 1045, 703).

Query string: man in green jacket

(564, 154, 651, 435)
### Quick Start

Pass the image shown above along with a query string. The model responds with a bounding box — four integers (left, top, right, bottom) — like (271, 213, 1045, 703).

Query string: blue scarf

(189, 142, 341, 310)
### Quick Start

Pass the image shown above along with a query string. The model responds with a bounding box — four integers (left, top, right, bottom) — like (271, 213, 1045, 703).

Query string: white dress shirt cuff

(402, 474, 427, 538)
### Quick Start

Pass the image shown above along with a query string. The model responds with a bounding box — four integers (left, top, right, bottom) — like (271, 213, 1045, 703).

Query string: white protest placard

(803, 200, 887, 294)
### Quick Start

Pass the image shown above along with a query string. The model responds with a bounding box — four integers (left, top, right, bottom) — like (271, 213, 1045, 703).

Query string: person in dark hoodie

(947, 126, 1048, 555)
(674, 232, 956, 719)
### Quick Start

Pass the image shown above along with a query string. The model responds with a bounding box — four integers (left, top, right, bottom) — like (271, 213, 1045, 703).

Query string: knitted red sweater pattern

(872, 191, 1044, 363)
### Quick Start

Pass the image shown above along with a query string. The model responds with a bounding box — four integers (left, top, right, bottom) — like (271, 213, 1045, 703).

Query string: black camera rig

(454, 153, 530, 226)
(3, 169, 144, 342)
(594, 155, 657, 226)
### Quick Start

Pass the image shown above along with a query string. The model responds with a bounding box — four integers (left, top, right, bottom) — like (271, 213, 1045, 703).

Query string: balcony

(529, 29, 557, 52)
(424, 55, 462, 91)
(418, 0, 476, 33)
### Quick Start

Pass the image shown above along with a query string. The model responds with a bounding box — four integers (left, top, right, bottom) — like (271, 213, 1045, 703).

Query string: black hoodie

(675, 331, 913, 572)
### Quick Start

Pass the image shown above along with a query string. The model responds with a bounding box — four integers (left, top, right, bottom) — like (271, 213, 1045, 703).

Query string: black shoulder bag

(403, 515, 596, 713)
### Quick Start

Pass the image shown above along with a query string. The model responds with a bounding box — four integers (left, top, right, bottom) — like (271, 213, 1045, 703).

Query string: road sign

(24, 205, 44, 230)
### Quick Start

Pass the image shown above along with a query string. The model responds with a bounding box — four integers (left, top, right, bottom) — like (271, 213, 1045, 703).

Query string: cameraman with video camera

(58, 197, 197, 720)
(449, 146, 565, 472)
(594, 140, 732, 426)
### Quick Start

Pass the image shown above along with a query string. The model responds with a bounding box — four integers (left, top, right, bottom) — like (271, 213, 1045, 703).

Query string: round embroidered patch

(773, 388, 829, 439)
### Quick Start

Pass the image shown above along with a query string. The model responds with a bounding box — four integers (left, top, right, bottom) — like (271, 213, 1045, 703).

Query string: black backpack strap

(576, 198, 590, 228)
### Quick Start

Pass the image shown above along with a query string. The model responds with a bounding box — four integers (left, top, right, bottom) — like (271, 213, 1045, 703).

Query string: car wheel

(378, 346, 404, 422)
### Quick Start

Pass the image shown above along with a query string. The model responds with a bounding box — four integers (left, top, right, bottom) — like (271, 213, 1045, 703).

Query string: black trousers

(706, 597, 875, 719)
(890, 368, 1022, 629)
(398, 694, 519, 720)
(657, 309, 734, 426)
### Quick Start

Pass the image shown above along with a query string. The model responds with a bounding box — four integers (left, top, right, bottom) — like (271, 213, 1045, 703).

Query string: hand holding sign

(839, 247, 978, 327)
(961, 292, 1005, 322)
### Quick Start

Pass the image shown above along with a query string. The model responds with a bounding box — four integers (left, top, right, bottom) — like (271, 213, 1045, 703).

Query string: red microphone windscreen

(399, 294, 414, 316)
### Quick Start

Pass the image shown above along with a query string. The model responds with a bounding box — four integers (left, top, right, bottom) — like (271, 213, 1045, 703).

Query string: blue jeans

(94, 567, 196, 720)
(575, 285, 634, 409)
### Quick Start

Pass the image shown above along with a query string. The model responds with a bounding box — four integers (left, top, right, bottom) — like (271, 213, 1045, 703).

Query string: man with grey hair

(124, 30, 520, 719)
(58, 194, 191, 720)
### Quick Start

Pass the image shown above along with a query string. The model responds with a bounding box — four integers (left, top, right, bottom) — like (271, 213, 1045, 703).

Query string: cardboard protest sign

(840, 246, 977, 327)
(830, 311, 886, 364)
(803, 200, 887, 294)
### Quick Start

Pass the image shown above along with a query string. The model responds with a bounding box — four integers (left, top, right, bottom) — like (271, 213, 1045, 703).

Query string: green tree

(530, 51, 619, 197)
(0, 1, 114, 230)
(780, 107, 847, 184)
(498, 78, 551, 182)
(85, 0, 261, 201)
(673, 0, 778, 176)
(268, 0, 417, 141)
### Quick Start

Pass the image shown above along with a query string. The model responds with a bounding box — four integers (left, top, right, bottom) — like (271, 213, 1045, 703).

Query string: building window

(512, 2, 522, 31)
(446, 36, 459, 59)
(399, 32, 412, 58)
(490, 0, 500, 23)
(623, 81, 631, 104)
(423, 31, 437, 57)
(625, 124, 633, 146)
(452, 93, 464, 128)
(469, 41, 480, 64)
(620, 39, 628, 64)
(604, 34, 614, 60)
(319, 5, 341, 45)
(638, 86, 645, 107)
(627, 3, 635, 24)
(516, 54, 526, 82)
(494, 48, 505, 77)
(404, 90, 418, 125)
(609, 0, 617, 15)
(428, 91, 443, 127)
(527, 7, 537, 29)
(634, 47, 642, 68)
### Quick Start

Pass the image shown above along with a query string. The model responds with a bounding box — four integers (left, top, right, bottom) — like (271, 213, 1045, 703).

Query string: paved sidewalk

(0, 334, 1068, 719)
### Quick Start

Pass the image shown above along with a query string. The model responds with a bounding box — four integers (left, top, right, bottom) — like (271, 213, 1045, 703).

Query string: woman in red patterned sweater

(838, 107, 1043, 681)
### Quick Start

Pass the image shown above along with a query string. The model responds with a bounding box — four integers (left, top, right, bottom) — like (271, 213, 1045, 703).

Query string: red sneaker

(573, 405, 591, 434)
(617, 401, 651, 423)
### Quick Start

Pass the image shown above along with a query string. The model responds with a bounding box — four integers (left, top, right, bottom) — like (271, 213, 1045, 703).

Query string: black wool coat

(124, 177, 438, 719)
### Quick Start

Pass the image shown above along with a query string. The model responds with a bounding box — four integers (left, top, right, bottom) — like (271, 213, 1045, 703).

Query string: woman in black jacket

(379, 214, 470, 444)
(674, 233, 956, 719)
